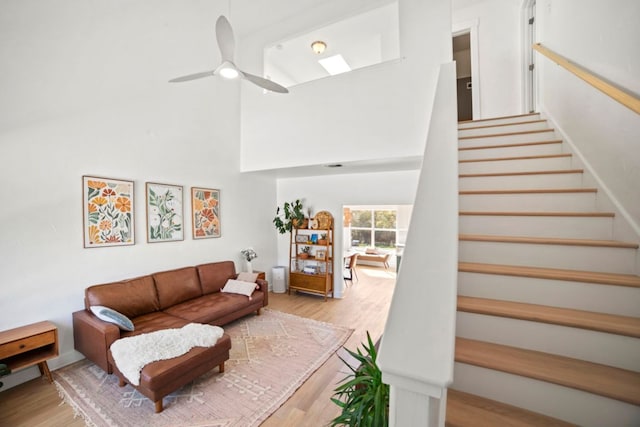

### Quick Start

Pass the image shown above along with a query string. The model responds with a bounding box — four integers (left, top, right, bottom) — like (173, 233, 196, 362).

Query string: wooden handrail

(533, 43, 640, 115)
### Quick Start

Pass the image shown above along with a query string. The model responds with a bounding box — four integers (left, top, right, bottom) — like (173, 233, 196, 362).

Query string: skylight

(318, 55, 352, 76)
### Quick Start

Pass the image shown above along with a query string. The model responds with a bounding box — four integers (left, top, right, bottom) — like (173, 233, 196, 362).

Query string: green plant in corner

(330, 332, 389, 427)
(273, 199, 305, 234)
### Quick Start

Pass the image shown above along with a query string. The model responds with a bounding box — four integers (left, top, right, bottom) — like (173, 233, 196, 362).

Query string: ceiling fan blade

(216, 15, 235, 63)
(242, 72, 289, 94)
(169, 70, 215, 83)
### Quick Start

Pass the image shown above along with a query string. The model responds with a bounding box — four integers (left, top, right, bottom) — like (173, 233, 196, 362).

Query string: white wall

(453, 0, 523, 118)
(536, 0, 640, 232)
(276, 170, 420, 297)
(239, 0, 453, 172)
(0, 0, 277, 388)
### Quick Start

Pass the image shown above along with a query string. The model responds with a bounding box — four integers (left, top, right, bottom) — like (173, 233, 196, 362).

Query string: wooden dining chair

(344, 253, 359, 286)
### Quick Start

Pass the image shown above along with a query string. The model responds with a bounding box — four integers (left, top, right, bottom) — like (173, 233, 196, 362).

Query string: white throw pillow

(90, 305, 135, 331)
(222, 279, 258, 299)
(237, 272, 259, 282)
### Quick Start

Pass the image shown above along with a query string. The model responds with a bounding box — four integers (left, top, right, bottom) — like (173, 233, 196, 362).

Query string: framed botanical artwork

(315, 250, 326, 261)
(191, 187, 220, 239)
(146, 182, 184, 243)
(82, 176, 134, 248)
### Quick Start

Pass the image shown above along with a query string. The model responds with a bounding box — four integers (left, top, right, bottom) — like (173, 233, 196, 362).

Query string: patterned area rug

(54, 309, 352, 427)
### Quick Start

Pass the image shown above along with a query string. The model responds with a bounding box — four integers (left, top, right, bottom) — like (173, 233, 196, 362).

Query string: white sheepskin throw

(110, 323, 224, 386)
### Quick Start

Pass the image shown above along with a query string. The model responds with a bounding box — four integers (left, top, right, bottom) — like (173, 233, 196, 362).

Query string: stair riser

(459, 192, 597, 212)
(458, 121, 549, 137)
(459, 173, 583, 190)
(459, 142, 564, 160)
(458, 114, 542, 129)
(456, 312, 640, 371)
(459, 215, 614, 239)
(459, 131, 557, 148)
(458, 272, 640, 317)
(459, 156, 572, 174)
(459, 241, 636, 274)
(452, 363, 640, 427)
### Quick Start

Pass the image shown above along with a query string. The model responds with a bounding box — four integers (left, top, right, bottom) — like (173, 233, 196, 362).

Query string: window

(349, 208, 397, 249)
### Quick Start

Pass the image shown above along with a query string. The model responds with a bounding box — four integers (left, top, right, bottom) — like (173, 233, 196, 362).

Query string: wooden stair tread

(459, 112, 540, 125)
(459, 211, 614, 217)
(446, 389, 577, 427)
(457, 119, 548, 132)
(460, 169, 583, 178)
(459, 140, 562, 151)
(459, 262, 640, 288)
(459, 153, 572, 163)
(460, 188, 597, 195)
(459, 233, 639, 249)
(457, 295, 640, 338)
(455, 337, 640, 405)
(459, 129, 554, 140)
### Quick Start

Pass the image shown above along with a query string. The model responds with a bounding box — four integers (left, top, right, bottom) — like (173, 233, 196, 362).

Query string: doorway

(453, 33, 473, 121)
(343, 204, 413, 272)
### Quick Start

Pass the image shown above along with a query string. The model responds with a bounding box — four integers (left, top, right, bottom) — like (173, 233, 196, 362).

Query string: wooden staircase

(446, 113, 640, 426)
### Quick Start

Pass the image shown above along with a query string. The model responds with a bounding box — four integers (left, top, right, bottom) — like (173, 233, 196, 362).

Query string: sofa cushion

(86, 275, 159, 319)
(163, 291, 264, 325)
(153, 267, 202, 310)
(196, 261, 236, 294)
(121, 311, 190, 338)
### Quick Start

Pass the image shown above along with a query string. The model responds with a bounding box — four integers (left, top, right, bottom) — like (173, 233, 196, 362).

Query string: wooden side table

(0, 321, 59, 383)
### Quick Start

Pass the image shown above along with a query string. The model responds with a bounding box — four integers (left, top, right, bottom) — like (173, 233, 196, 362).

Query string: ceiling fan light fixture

(219, 65, 239, 79)
(311, 40, 327, 55)
(169, 16, 288, 93)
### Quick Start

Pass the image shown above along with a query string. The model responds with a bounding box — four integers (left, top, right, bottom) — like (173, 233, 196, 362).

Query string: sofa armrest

(72, 310, 121, 374)
(256, 278, 268, 307)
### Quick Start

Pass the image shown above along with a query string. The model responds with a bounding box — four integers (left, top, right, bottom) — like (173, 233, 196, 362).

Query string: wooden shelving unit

(288, 211, 334, 301)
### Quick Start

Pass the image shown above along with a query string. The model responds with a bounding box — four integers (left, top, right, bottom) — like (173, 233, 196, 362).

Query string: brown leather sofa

(72, 260, 268, 374)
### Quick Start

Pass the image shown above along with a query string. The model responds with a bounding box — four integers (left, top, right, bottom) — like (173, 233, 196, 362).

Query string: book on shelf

(303, 266, 318, 274)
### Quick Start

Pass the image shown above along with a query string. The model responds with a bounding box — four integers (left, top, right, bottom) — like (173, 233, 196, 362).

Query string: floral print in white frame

(82, 176, 134, 248)
(191, 187, 220, 239)
(146, 182, 184, 243)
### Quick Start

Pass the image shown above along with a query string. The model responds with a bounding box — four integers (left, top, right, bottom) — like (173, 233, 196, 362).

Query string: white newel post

(378, 62, 458, 427)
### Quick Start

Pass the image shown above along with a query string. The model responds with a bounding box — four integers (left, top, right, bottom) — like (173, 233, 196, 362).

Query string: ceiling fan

(169, 15, 289, 94)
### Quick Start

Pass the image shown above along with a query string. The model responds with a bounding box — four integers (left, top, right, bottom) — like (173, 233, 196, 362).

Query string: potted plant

(330, 332, 389, 427)
(298, 246, 311, 259)
(318, 233, 328, 246)
(273, 199, 306, 234)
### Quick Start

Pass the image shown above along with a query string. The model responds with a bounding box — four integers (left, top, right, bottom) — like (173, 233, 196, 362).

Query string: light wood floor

(0, 266, 396, 427)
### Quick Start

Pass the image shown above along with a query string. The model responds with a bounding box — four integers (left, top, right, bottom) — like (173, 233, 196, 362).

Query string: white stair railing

(377, 61, 458, 427)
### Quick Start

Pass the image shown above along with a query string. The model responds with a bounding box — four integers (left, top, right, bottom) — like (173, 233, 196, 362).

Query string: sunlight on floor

(357, 267, 397, 279)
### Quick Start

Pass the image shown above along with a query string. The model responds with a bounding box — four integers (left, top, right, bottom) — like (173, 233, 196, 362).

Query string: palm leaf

(330, 331, 389, 426)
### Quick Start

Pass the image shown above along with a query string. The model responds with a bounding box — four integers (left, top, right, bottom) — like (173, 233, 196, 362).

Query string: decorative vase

(244, 260, 253, 273)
